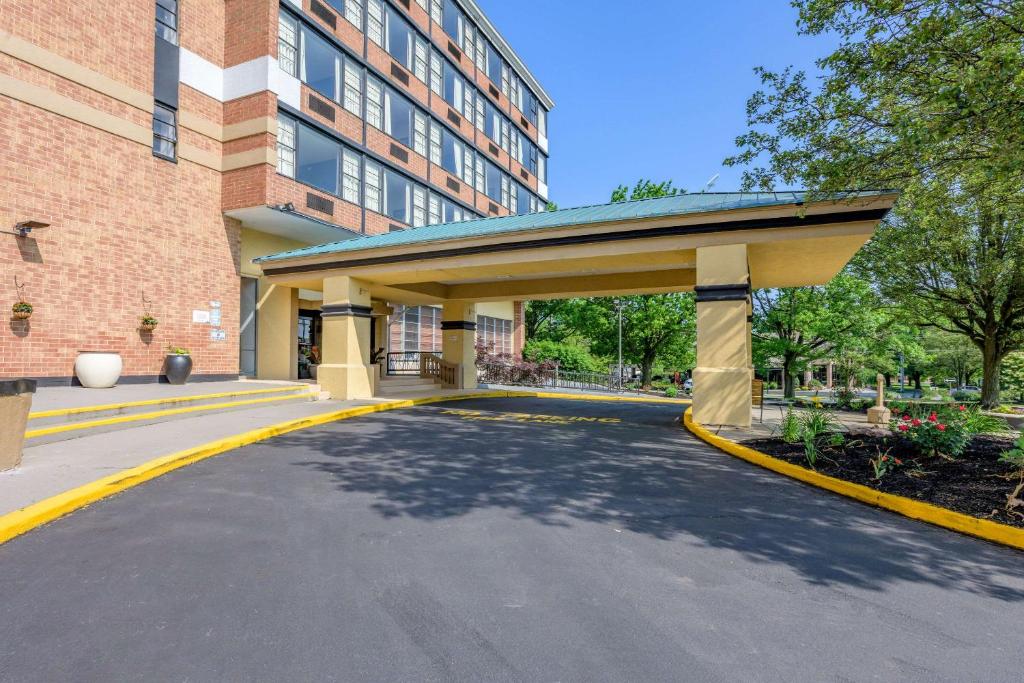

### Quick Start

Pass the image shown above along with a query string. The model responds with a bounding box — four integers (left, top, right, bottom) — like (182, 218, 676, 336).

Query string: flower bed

(742, 431, 1023, 528)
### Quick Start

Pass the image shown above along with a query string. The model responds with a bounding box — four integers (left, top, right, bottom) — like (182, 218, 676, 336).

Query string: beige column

(256, 280, 298, 381)
(442, 301, 477, 389)
(319, 275, 374, 399)
(0, 380, 35, 471)
(692, 243, 753, 427)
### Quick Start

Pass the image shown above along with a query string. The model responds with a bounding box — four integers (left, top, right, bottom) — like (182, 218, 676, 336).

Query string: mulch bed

(742, 432, 1024, 529)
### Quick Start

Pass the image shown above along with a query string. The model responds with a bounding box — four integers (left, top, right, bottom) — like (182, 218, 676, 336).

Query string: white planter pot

(74, 352, 123, 388)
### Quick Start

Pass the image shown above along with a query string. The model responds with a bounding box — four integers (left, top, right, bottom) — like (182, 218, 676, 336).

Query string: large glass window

(297, 123, 340, 195)
(484, 159, 502, 202)
(477, 315, 513, 356)
(385, 5, 413, 68)
(384, 169, 410, 223)
(300, 26, 337, 101)
(278, 12, 298, 76)
(386, 90, 413, 147)
(325, 0, 361, 29)
(442, 0, 463, 42)
(155, 0, 178, 45)
(485, 41, 502, 86)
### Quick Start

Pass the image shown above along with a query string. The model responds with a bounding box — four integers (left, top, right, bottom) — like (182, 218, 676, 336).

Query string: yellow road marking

(683, 407, 1024, 552)
(440, 408, 622, 424)
(29, 385, 310, 419)
(25, 392, 316, 439)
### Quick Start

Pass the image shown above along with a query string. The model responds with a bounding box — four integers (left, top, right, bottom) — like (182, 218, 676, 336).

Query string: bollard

(0, 379, 36, 471)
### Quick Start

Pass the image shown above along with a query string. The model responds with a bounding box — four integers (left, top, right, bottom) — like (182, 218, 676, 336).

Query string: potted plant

(308, 345, 321, 380)
(11, 301, 32, 320)
(140, 314, 158, 332)
(164, 346, 192, 384)
(74, 351, 123, 388)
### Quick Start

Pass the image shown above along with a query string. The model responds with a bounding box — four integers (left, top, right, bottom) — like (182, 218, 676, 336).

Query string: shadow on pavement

(272, 397, 1024, 601)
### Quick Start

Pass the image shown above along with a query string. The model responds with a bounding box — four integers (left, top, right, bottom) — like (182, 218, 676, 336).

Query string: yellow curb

(25, 392, 317, 439)
(28, 384, 311, 420)
(683, 407, 1024, 552)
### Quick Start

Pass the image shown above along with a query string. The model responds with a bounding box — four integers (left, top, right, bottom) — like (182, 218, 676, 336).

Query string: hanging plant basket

(140, 315, 159, 332)
(12, 302, 32, 320)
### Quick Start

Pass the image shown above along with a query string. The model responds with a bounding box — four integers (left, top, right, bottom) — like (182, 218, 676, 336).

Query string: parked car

(682, 378, 693, 394)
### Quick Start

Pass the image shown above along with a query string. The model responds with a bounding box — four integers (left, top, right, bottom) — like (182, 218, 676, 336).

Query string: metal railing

(476, 362, 643, 395)
(386, 351, 440, 375)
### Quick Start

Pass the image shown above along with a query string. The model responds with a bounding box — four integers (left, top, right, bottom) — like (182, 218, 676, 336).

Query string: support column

(319, 275, 373, 399)
(693, 244, 753, 427)
(256, 281, 298, 381)
(442, 301, 477, 389)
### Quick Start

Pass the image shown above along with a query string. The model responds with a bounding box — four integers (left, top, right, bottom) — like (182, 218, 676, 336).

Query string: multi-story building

(0, 0, 552, 384)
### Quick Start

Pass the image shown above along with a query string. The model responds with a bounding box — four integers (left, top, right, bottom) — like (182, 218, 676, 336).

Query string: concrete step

(25, 387, 320, 446)
(379, 375, 440, 387)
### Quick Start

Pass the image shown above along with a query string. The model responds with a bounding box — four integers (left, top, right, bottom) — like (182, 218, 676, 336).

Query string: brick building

(1, 0, 550, 384)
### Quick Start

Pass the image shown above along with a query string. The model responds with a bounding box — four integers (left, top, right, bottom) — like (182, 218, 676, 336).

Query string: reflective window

(442, 0, 463, 41)
(300, 26, 337, 101)
(297, 123, 340, 195)
(486, 41, 502, 86)
(484, 159, 502, 202)
(384, 169, 410, 223)
(385, 5, 413, 68)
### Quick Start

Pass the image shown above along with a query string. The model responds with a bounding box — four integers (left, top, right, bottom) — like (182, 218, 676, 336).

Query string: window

(386, 89, 413, 147)
(537, 154, 547, 183)
(477, 315, 513, 356)
(412, 186, 427, 227)
(384, 5, 412, 67)
(538, 107, 547, 138)
(326, 0, 362, 29)
(342, 60, 361, 116)
(155, 0, 178, 44)
(429, 50, 443, 95)
(515, 183, 540, 216)
(442, 0, 463, 42)
(430, 0, 442, 24)
(278, 12, 298, 77)
(384, 169, 411, 223)
(297, 123, 340, 195)
(300, 26, 338, 101)
(364, 161, 382, 213)
(472, 150, 484, 191)
(413, 110, 428, 157)
(439, 128, 470, 183)
(341, 149, 361, 203)
(277, 116, 296, 177)
(484, 159, 502, 202)
(442, 197, 468, 222)
(152, 104, 177, 160)
(413, 34, 429, 83)
(366, 76, 383, 128)
(367, 0, 383, 45)
(485, 41, 502, 86)
(391, 305, 442, 352)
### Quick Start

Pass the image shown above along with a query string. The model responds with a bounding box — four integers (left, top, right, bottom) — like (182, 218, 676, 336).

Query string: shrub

(998, 437, 1024, 515)
(951, 389, 979, 403)
(665, 385, 678, 398)
(832, 385, 857, 410)
(798, 407, 840, 469)
(767, 381, 778, 390)
(780, 407, 801, 444)
(522, 340, 600, 373)
(891, 407, 969, 459)
(808, 378, 824, 389)
(961, 406, 1010, 434)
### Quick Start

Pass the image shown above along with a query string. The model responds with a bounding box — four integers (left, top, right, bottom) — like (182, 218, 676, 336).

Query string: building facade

(1, 0, 551, 384)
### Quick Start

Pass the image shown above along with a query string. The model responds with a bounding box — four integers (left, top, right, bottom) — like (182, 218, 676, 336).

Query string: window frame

(152, 103, 177, 161)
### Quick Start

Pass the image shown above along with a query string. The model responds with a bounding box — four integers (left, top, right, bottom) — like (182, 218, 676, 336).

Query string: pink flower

(937, 424, 946, 432)
(928, 412, 938, 422)
(958, 405, 966, 412)
(902, 414, 911, 421)
(911, 418, 922, 427)
(898, 424, 909, 432)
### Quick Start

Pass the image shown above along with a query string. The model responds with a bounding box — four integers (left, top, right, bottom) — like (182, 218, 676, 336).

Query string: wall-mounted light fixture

(272, 203, 296, 212)
(5, 220, 51, 238)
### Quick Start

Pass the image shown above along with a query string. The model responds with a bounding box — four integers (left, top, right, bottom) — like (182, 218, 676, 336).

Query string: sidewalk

(712, 401, 887, 443)
(29, 379, 307, 412)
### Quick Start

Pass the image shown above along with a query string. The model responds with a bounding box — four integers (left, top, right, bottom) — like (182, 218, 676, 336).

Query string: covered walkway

(255, 191, 898, 426)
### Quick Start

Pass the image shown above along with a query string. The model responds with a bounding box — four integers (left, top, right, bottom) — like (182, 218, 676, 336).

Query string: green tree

(753, 273, 883, 398)
(923, 331, 983, 389)
(1002, 353, 1024, 403)
(523, 339, 601, 373)
(855, 183, 1024, 407)
(611, 179, 681, 203)
(587, 294, 696, 388)
(725, 1, 1024, 195)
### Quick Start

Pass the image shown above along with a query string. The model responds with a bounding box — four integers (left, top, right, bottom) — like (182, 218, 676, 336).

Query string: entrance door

(239, 277, 258, 376)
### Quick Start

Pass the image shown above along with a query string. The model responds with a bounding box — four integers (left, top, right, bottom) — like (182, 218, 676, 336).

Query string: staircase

(25, 384, 321, 446)
(376, 375, 442, 396)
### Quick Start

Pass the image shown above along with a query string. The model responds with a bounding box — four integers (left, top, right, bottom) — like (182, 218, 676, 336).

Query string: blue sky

(476, 0, 838, 208)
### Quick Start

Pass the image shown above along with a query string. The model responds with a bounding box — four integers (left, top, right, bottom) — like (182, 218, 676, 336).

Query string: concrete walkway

(28, 379, 308, 412)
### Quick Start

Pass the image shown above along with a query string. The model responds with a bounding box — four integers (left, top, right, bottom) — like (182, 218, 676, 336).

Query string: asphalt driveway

(1, 397, 1022, 682)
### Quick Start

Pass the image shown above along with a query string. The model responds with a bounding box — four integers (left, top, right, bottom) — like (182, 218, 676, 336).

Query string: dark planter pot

(164, 354, 193, 385)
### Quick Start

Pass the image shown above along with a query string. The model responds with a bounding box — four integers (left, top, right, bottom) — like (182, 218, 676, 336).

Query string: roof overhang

(259, 193, 897, 304)
(226, 205, 360, 245)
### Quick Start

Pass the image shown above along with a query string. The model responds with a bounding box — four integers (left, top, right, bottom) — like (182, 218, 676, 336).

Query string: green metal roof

(255, 191, 892, 263)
